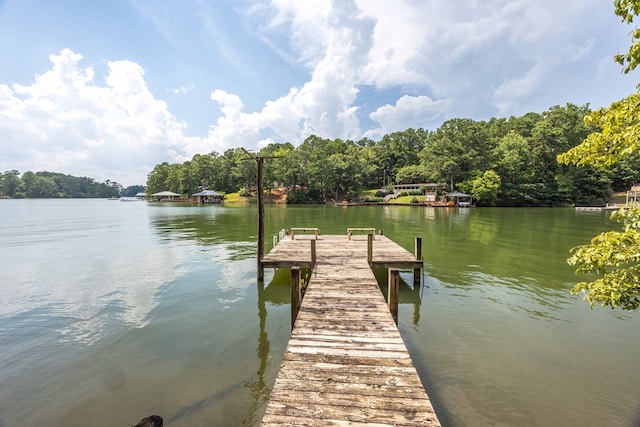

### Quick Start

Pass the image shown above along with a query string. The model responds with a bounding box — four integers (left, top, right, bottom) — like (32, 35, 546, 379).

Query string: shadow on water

(373, 268, 423, 325)
(165, 381, 245, 425)
(165, 275, 290, 426)
(242, 280, 271, 426)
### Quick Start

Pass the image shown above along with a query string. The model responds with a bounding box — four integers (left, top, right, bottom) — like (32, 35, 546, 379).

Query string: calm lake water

(0, 199, 639, 426)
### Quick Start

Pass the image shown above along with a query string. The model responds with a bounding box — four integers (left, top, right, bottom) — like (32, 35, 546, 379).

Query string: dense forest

(5, 103, 639, 204)
(146, 103, 640, 206)
(0, 171, 143, 199)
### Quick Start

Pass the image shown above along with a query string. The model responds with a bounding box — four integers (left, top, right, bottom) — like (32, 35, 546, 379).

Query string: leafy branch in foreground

(614, 0, 640, 73)
(568, 207, 640, 309)
(557, 91, 640, 168)
(558, 0, 640, 310)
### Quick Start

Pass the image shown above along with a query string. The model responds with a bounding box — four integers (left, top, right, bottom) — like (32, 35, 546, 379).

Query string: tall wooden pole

(257, 157, 265, 281)
(241, 148, 276, 281)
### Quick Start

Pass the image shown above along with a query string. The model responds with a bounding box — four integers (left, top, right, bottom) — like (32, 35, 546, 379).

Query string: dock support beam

(388, 268, 399, 324)
(291, 266, 301, 329)
(367, 233, 373, 265)
(311, 239, 317, 269)
(414, 236, 422, 288)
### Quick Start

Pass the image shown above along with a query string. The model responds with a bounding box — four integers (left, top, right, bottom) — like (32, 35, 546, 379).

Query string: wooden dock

(260, 233, 441, 426)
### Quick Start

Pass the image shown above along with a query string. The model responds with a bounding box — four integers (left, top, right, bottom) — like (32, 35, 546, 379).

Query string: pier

(260, 231, 441, 426)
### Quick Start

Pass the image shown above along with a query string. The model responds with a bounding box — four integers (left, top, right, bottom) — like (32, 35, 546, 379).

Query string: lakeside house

(192, 190, 224, 204)
(392, 183, 444, 202)
(150, 191, 181, 202)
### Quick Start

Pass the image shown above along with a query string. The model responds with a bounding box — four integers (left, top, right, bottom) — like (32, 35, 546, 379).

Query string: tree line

(146, 103, 639, 206)
(0, 171, 143, 199)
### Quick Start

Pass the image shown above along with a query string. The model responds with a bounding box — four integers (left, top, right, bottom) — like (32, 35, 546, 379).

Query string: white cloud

(366, 95, 448, 138)
(171, 83, 194, 95)
(203, 0, 376, 146)
(491, 63, 550, 114)
(0, 0, 635, 185)
(0, 49, 213, 185)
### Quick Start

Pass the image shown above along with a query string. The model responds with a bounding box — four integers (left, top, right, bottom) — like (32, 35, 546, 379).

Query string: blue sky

(0, 0, 637, 185)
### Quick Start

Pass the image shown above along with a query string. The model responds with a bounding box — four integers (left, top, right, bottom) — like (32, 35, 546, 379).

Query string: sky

(0, 0, 638, 186)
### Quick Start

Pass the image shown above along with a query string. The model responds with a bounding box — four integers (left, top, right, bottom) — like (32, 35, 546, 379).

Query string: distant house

(134, 192, 146, 200)
(151, 191, 181, 202)
(192, 189, 224, 204)
(393, 183, 443, 202)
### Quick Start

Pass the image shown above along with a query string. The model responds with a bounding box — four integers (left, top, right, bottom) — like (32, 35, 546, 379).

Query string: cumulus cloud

(0, 49, 211, 185)
(0, 0, 634, 185)
(366, 95, 448, 138)
(224, 0, 630, 143)
(204, 0, 375, 145)
(491, 63, 550, 114)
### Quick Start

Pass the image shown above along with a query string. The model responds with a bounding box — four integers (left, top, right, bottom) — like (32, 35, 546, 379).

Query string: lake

(0, 199, 638, 426)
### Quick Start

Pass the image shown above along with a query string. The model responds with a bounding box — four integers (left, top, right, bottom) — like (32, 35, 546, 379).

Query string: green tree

(22, 172, 59, 198)
(190, 153, 218, 190)
(123, 185, 145, 197)
(0, 170, 24, 198)
(146, 162, 171, 195)
(395, 164, 428, 184)
(377, 128, 429, 184)
(460, 170, 501, 206)
(492, 131, 534, 184)
(528, 104, 592, 205)
(420, 118, 490, 191)
(557, 0, 640, 309)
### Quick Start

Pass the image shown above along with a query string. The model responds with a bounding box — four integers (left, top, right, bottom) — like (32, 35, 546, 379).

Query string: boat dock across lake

(260, 229, 441, 426)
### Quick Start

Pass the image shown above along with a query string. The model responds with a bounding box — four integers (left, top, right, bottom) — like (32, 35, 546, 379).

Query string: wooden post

(379, 229, 384, 236)
(414, 236, 422, 288)
(257, 157, 265, 281)
(290, 266, 301, 329)
(310, 239, 316, 268)
(367, 232, 373, 265)
(388, 268, 399, 324)
(241, 148, 277, 281)
(273, 235, 278, 248)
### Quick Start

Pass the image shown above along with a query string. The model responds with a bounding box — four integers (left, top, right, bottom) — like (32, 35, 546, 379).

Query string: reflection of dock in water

(260, 232, 441, 426)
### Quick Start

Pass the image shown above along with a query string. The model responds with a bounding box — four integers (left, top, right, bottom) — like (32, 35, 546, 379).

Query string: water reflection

(4, 201, 638, 426)
(373, 268, 423, 325)
(243, 280, 270, 426)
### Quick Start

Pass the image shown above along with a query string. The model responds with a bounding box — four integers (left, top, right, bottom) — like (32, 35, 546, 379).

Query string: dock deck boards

(260, 234, 441, 426)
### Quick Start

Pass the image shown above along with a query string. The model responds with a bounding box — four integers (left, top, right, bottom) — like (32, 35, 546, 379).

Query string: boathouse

(150, 191, 181, 202)
(192, 189, 224, 204)
(445, 191, 473, 207)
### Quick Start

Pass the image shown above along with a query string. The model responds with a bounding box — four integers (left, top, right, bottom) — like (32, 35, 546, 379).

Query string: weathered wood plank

(260, 233, 439, 426)
(263, 400, 439, 426)
(261, 414, 400, 427)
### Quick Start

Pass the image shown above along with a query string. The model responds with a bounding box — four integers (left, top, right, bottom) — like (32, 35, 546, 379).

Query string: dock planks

(260, 234, 441, 426)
